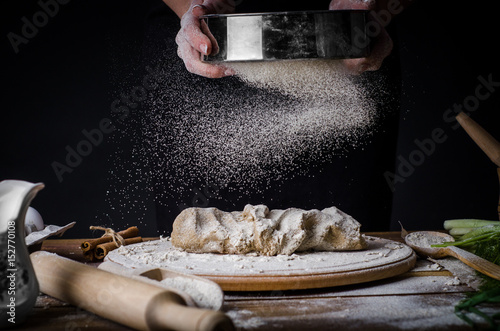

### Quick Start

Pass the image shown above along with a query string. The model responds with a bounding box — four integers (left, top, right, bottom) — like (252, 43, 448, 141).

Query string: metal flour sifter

(201, 10, 370, 62)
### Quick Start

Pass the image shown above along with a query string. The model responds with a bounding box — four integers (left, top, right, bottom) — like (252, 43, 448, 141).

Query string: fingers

(328, 0, 391, 74)
(200, 19, 219, 55)
(180, 4, 212, 56)
(176, 30, 232, 78)
(191, 4, 206, 17)
(341, 26, 393, 75)
(365, 27, 394, 70)
(176, 0, 235, 78)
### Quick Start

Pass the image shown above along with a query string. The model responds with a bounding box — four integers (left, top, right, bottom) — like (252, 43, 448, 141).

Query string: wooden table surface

(10, 232, 500, 330)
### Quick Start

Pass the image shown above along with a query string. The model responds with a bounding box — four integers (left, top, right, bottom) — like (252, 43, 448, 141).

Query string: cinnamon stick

(83, 249, 95, 262)
(95, 237, 143, 260)
(81, 226, 139, 252)
(40, 239, 88, 261)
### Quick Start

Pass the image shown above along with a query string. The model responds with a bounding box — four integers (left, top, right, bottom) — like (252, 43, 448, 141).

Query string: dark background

(1, 0, 499, 239)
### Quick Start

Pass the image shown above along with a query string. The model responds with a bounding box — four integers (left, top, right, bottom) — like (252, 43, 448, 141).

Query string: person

(137, 0, 407, 235)
(163, 0, 406, 78)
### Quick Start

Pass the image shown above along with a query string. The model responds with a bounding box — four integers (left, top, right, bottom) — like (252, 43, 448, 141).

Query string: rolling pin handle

(147, 293, 235, 331)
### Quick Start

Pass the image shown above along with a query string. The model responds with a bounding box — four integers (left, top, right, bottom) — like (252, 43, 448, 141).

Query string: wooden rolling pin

(31, 251, 234, 331)
(455, 112, 500, 167)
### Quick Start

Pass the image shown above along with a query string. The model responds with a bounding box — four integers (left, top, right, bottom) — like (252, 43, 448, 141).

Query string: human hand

(329, 0, 393, 75)
(175, 0, 236, 78)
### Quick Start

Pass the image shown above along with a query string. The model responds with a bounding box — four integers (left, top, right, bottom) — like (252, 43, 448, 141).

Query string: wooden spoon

(405, 231, 500, 281)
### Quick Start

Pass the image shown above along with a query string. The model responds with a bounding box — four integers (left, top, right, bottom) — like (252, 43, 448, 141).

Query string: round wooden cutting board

(105, 236, 416, 291)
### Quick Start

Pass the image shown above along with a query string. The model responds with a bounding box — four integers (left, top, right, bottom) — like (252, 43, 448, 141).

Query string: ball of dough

(171, 204, 366, 256)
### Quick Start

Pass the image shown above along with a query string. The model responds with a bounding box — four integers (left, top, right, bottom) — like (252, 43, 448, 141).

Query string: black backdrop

(1, 0, 499, 238)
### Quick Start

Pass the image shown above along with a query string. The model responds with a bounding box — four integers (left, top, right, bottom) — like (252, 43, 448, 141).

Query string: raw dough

(171, 204, 366, 256)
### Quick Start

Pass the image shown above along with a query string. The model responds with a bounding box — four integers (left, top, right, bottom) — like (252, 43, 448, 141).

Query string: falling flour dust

(157, 60, 384, 192)
(105, 55, 389, 230)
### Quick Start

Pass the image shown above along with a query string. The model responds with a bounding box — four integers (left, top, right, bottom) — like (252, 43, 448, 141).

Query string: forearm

(162, 0, 191, 18)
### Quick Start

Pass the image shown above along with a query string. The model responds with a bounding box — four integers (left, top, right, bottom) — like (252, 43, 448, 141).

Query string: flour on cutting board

(107, 236, 411, 277)
(159, 276, 222, 310)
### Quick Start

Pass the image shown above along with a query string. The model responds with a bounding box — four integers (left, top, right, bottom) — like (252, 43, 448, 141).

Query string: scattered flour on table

(222, 268, 481, 330)
(427, 262, 443, 271)
(428, 257, 483, 290)
(223, 293, 482, 330)
(444, 277, 462, 286)
(408, 259, 442, 272)
(226, 309, 267, 330)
